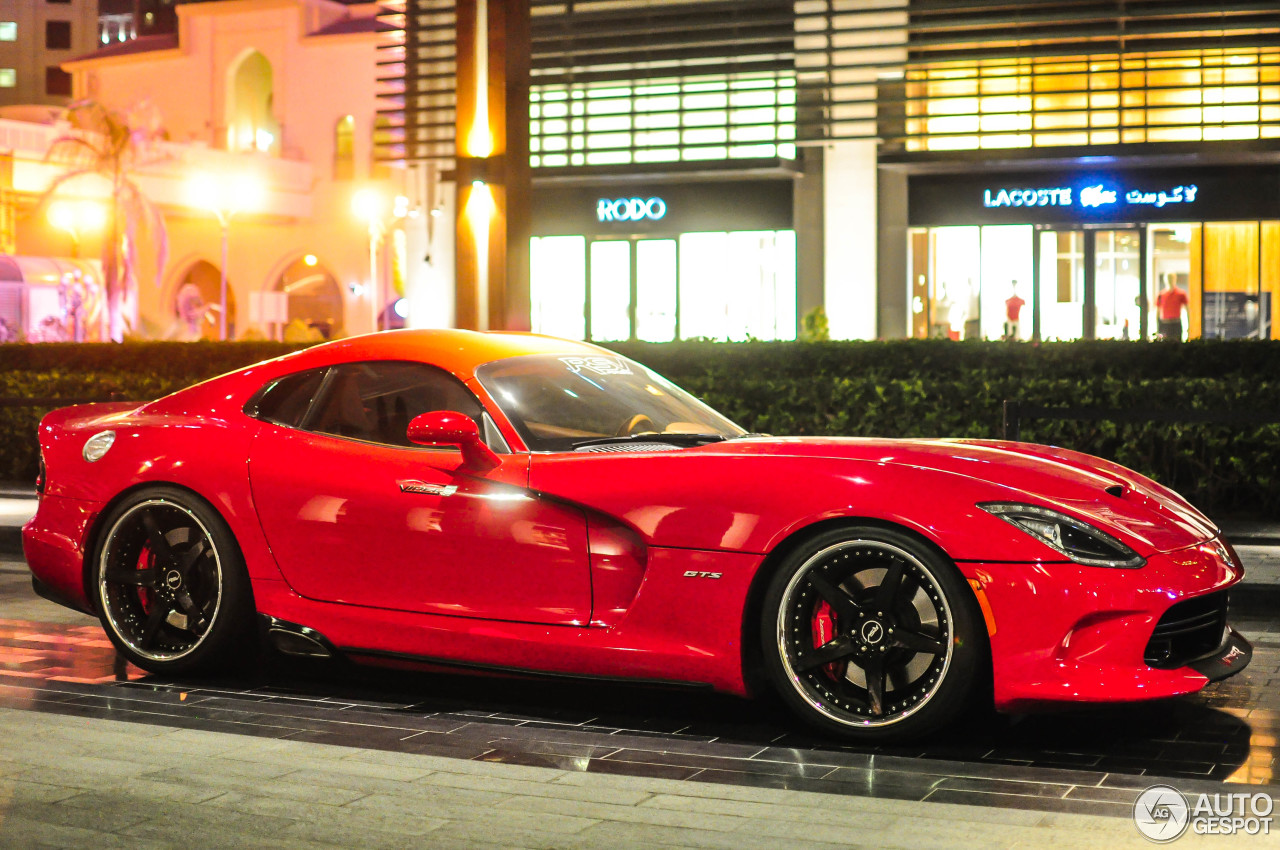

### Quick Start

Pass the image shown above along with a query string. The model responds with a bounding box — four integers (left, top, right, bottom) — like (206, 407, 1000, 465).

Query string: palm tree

(41, 100, 167, 341)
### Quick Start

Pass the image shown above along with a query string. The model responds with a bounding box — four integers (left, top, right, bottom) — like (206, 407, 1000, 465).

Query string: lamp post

(188, 173, 263, 341)
(47, 199, 107, 259)
(352, 189, 411, 334)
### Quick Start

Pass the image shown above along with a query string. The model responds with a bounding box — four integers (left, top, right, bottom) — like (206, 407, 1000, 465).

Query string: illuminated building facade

(382, 0, 1280, 341)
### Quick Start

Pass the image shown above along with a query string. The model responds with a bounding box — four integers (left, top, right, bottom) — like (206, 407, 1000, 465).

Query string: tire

(91, 486, 254, 675)
(760, 525, 983, 743)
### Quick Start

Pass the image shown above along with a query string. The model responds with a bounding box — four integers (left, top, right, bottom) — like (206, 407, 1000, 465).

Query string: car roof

(283, 329, 614, 380)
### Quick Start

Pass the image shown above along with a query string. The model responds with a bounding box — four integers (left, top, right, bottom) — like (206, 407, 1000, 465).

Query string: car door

(246, 361, 592, 626)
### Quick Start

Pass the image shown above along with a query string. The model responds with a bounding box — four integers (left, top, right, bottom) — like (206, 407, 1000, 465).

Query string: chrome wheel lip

(97, 498, 223, 663)
(776, 539, 955, 729)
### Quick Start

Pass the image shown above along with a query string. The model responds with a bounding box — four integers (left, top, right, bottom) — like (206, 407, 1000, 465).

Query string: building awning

(0, 255, 102, 286)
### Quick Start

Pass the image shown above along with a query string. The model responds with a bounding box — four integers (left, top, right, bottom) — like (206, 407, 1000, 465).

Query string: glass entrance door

(587, 238, 679, 342)
(1034, 227, 1144, 340)
(1092, 229, 1142, 340)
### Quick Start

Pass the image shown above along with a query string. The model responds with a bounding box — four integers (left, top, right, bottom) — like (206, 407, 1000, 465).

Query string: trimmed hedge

(2, 339, 1279, 518)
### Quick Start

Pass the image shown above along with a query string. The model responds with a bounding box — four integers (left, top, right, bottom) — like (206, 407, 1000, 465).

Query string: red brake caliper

(812, 601, 848, 679)
(136, 547, 154, 614)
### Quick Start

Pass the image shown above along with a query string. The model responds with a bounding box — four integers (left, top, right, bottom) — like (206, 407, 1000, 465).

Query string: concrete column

(822, 139, 878, 340)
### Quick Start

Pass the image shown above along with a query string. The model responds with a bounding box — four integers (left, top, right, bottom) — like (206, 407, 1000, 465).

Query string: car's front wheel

(760, 526, 983, 742)
(91, 487, 253, 675)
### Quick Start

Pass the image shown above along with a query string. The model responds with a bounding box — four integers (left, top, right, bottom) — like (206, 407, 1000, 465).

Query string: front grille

(1144, 591, 1228, 669)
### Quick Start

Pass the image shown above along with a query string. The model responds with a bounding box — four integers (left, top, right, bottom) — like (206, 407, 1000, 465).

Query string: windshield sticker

(560, 356, 633, 377)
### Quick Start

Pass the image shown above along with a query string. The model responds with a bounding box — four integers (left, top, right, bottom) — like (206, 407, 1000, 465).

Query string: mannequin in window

(1156, 274, 1189, 341)
(1004, 281, 1026, 341)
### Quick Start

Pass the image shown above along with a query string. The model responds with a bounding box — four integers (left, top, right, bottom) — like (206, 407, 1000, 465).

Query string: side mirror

(406, 410, 500, 471)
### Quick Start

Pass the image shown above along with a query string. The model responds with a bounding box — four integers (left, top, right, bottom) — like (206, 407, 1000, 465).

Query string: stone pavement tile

(0, 815, 171, 850)
(730, 815, 900, 846)
(0, 751, 159, 782)
(638, 788, 1051, 826)
(498, 792, 753, 833)
(398, 749, 569, 782)
(925, 787, 1130, 817)
(0, 778, 80, 804)
(56, 777, 228, 806)
(569, 819, 864, 850)
(342, 791, 600, 834)
(278, 816, 447, 849)
(418, 766, 655, 805)
(117, 799, 300, 844)
(277, 765, 435, 797)
(7, 798, 151, 834)
(140, 766, 370, 805)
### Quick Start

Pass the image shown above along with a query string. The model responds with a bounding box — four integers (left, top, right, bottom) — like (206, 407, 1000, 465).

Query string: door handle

(398, 480, 458, 496)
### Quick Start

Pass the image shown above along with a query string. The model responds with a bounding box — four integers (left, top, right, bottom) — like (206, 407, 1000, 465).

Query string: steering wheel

(616, 414, 657, 437)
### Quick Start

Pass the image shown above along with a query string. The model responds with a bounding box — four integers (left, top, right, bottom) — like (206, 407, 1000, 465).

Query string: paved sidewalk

(0, 706, 1250, 850)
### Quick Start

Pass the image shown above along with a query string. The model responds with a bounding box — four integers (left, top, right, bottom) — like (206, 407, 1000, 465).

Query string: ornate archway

(274, 256, 344, 339)
(168, 260, 236, 340)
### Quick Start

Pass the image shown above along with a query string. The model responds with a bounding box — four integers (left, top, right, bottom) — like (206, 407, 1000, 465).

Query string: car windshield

(475, 353, 745, 452)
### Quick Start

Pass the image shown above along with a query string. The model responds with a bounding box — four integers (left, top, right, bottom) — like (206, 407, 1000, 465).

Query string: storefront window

(531, 230, 795, 343)
(531, 236, 586, 340)
(590, 240, 632, 342)
(1203, 222, 1262, 339)
(635, 239, 677, 342)
(1148, 224, 1195, 341)
(680, 231, 796, 341)
(927, 227, 980, 339)
(979, 225, 1032, 340)
(1093, 230, 1142, 340)
(1037, 230, 1084, 341)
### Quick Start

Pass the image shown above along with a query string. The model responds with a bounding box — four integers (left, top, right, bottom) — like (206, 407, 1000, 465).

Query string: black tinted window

(309, 361, 483, 447)
(250, 369, 326, 427)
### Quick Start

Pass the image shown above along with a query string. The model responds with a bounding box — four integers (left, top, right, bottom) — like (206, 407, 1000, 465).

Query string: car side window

(308, 361, 485, 448)
(247, 368, 327, 428)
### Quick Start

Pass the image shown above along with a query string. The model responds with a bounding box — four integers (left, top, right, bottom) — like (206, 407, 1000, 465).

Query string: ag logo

(1134, 785, 1190, 842)
(859, 620, 885, 645)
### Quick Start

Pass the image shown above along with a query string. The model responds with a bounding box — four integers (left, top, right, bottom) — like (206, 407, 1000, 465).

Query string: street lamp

(188, 172, 264, 341)
(47, 199, 107, 258)
(352, 189, 411, 334)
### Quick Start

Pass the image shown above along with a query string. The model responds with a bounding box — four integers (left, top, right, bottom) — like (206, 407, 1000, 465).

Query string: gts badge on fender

(683, 570, 722, 579)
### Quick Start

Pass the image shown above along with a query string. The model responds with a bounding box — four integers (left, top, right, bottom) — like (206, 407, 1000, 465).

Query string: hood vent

(576, 443, 681, 454)
(1104, 484, 1125, 498)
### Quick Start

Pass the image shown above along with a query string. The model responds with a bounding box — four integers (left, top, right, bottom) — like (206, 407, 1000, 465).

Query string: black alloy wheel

(761, 526, 983, 742)
(92, 487, 253, 674)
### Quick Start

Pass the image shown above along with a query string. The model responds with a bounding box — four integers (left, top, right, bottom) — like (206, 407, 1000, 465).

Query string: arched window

(334, 115, 355, 180)
(227, 50, 280, 155)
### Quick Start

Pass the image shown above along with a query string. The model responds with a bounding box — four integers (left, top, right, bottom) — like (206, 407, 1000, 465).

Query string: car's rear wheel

(760, 526, 983, 742)
(92, 487, 253, 675)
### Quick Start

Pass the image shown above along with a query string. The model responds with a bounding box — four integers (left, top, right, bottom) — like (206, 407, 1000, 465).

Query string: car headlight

(979, 502, 1145, 568)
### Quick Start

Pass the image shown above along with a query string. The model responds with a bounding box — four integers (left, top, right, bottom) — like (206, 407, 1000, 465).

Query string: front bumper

(964, 537, 1249, 710)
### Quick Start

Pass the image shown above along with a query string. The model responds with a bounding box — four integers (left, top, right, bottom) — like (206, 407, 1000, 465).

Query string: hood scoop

(1104, 483, 1125, 498)
(576, 442, 681, 454)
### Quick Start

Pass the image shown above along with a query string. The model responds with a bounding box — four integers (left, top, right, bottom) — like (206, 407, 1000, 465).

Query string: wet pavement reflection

(1, 608, 1277, 818)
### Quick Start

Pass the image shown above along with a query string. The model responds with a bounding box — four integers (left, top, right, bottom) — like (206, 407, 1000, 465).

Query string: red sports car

(23, 330, 1250, 741)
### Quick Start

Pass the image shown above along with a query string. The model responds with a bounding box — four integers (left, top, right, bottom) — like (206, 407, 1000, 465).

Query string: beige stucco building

(3, 0, 444, 342)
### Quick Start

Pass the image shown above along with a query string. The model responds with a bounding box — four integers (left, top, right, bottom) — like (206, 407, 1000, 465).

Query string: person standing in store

(1004, 282, 1026, 341)
(1156, 275, 1190, 341)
